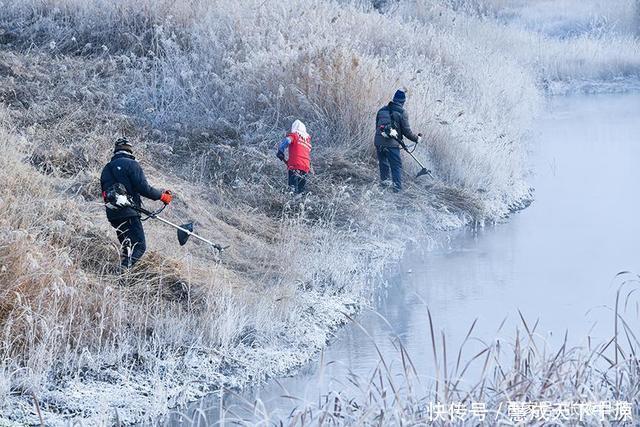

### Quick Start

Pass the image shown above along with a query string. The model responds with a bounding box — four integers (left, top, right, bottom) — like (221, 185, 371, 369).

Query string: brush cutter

(399, 139, 433, 179)
(380, 124, 433, 179)
(104, 184, 227, 253)
(404, 148, 433, 178)
(135, 205, 228, 253)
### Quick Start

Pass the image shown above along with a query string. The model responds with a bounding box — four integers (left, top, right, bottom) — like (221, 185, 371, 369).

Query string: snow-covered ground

(0, 0, 638, 424)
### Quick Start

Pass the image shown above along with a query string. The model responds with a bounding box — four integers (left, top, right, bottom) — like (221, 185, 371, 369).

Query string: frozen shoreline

(0, 200, 472, 425)
(1, 291, 361, 425)
(3, 87, 639, 425)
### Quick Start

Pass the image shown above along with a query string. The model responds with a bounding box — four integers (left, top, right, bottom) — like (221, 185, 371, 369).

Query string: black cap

(393, 89, 406, 105)
(114, 137, 133, 153)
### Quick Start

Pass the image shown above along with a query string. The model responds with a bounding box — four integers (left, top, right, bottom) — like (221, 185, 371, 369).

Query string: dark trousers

(288, 170, 307, 194)
(376, 145, 402, 191)
(110, 216, 146, 268)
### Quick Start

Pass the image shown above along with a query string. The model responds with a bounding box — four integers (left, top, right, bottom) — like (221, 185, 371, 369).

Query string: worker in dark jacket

(374, 89, 422, 191)
(100, 138, 172, 268)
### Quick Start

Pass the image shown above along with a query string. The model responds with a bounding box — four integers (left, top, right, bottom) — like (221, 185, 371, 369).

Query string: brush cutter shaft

(402, 146, 433, 179)
(407, 151, 426, 169)
(134, 206, 225, 251)
(152, 216, 220, 249)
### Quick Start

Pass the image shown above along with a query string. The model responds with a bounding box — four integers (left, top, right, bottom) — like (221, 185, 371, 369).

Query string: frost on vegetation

(0, 0, 638, 424)
(248, 279, 640, 426)
(406, 0, 640, 90)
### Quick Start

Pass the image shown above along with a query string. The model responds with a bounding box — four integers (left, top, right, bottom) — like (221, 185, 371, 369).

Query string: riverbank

(0, 2, 490, 421)
(0, 94, 477, 424)
(1, 0, 638, 424)
(197, 92, 640, 425)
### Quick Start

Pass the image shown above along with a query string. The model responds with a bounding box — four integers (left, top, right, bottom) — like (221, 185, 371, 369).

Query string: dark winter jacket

(100, 151, 163, 222)
(374, 101, 419, 148)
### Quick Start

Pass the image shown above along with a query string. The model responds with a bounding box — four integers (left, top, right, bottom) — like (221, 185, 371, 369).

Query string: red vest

(287, 132, 311, 173)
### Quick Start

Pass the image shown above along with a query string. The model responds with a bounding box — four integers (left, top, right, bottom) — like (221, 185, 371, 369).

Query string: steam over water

(174, 92, 640, 423)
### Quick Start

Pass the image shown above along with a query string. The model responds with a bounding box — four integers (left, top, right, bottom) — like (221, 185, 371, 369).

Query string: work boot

(379, 180, 392, 189)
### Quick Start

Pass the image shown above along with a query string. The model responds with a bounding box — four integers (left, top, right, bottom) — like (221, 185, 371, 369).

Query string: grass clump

(0, 0, 637, 423)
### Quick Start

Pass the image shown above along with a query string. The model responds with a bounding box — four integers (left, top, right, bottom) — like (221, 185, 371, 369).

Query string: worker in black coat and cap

(100, 137, 173, 268)
(374, 89, 422, 192)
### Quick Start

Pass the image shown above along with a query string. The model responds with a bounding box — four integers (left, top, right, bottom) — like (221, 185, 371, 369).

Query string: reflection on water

(171, 93, 640, 424)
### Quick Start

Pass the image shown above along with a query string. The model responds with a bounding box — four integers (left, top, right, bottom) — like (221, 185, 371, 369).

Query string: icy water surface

(170, 93, 640, 423)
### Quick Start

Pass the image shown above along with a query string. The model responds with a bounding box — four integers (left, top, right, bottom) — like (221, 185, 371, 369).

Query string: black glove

(276, 151, 286, 162)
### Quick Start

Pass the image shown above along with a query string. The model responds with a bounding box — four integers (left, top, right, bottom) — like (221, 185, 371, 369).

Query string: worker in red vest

(276, 119, 312, 194)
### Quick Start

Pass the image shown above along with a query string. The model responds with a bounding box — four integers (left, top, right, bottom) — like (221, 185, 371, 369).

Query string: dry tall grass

(0, 29, 469, 427)
(0, 0, 637, 423)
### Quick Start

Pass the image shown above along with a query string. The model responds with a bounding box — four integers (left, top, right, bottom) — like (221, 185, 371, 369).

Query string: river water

(172, 93, 640, 424)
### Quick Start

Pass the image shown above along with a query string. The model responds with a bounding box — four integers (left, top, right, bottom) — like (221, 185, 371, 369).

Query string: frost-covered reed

(0, 0, 638, 423)
(180, 276, 640, 426)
